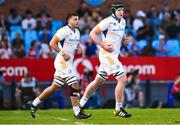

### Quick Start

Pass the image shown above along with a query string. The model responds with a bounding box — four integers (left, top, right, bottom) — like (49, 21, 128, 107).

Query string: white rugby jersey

(55, 25, 80, 63)
(97, 15, 126, 57)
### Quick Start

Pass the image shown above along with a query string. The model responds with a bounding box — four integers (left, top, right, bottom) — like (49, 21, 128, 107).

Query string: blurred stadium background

(0, 0, 180, 113)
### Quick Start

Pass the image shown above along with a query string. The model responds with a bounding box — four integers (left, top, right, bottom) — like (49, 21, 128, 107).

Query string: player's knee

(70, 86, 80, 97)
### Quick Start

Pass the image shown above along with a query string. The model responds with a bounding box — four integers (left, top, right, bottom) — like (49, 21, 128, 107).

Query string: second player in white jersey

(30, 13, 91, 119)
(54, 25, 80, 79)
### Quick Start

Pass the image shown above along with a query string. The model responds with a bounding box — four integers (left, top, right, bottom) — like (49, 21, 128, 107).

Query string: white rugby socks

(32, 98, 41, 107)
(73, 106, 81, 116)
(80, 96, 88, 107)
(115, 102, 123, 111)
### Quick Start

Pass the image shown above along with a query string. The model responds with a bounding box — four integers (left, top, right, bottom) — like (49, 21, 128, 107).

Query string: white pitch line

(55, 117, 93, 125)
(74, 122, 94, 125)
(55, 117, 69, 121)
(74, 122, 84, 125)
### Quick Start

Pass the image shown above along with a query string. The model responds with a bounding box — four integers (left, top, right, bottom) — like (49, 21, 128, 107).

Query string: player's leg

(115, 73, 126, 109)
(114, 73, 131, 118)
(35, 83, 60, 103)
(29, 76, 63, 118)
(66, 76, 91, 119)
(80, 72, 107, 108)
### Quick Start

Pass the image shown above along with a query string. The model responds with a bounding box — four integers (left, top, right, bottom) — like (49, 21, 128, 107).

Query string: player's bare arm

(49, 35, 61, 52)
(90, 26, 113, 52)
(49, 35, 70, 61)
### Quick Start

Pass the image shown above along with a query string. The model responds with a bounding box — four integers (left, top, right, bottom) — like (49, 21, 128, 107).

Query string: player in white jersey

(80, 2, 132, 118)
(29, 13, 91, 119)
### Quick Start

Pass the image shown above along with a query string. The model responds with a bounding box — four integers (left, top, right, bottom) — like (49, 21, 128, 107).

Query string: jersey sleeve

(54, 27, 67, 41)
(97, 18, 109, 31)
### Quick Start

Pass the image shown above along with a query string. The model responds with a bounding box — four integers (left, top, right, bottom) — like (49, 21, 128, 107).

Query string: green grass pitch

(0, 109, 180, 124)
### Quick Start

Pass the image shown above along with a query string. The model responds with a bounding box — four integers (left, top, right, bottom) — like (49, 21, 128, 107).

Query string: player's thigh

(51, 82, 61, 92)
(97, 65, 108, 82)
(116, 73, 127, 84)
(94, 74, 106, 85)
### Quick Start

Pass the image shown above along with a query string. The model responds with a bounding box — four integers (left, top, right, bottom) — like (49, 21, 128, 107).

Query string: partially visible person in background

(38, 27, 52, 44)
(84, 38, 98, 57)
(36, 12, 52, 31)
(21, 9, 37, 30)
(124, 69, 144, 108)
(39, 41, 52, 58)
(0, 70, 4, 109)
(27, 40, 37, 58)
(12, 32, 26, 58)
(127, 33, 141, 56)
(132, 10, 146, 32)
(0, 12, 9, 31)
(171, 72, 180, 101)
(152, 34, 168, 56)
(7, 8, 22, 27)
(15, 72, 40, 109)
(0, 36, 12, 59)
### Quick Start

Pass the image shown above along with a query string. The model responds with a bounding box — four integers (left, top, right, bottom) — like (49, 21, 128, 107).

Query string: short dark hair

(66, 13, 79, 22)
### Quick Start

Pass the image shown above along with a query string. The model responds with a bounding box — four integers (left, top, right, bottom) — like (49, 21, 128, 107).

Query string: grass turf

(0, 108, 180, 124)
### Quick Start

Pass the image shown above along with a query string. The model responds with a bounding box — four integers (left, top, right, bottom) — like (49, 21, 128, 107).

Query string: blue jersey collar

(67, 25, 75, 32)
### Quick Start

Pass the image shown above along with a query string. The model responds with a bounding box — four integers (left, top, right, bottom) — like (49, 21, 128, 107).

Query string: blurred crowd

(0, 1, 180, 59)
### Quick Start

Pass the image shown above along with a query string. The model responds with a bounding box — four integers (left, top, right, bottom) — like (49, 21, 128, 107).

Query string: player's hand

(102, 41, 114, 52)
(60, 50, 70, 61)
